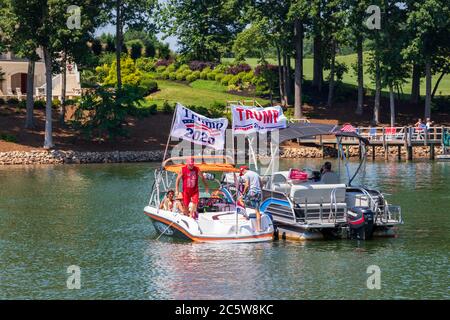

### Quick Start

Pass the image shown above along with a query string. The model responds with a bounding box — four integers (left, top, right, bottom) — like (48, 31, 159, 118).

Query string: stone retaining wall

(280, 145, 444, 159)
(0, 145, 444, 165)
(0, 150, 164, 165)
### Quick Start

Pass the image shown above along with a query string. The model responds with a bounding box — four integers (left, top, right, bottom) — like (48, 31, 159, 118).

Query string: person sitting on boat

(173, 193, 189, 216)
(320, 162, 339, 184)
(159, 190, 175, 211)
(175, 157, 209, 219)
(239, 166, 262, 232)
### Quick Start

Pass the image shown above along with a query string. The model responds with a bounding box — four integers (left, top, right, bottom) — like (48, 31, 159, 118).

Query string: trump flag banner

(170, 103, 228, 150)
(231, 105, 287, 134)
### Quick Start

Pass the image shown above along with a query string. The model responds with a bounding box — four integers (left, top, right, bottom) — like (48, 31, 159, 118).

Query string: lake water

(0, 159, 448, 299)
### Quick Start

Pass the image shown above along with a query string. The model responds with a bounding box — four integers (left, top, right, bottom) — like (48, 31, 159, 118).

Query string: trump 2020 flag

(170, 103, 228, 150)
(231, 105, 287, 134)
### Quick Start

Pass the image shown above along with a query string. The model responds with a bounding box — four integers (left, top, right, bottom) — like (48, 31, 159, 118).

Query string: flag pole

(162, 103, 178, 164)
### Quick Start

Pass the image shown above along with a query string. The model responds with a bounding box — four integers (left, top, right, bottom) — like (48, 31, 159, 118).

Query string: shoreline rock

(0, 145, 444, 166)
(0, 150, 164, 166)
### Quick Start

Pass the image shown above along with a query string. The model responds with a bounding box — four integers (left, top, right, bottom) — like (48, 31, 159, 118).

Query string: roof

(162, 155, 239, 173)
(164, 163, 240, 174)
(277, 123, 369, 144)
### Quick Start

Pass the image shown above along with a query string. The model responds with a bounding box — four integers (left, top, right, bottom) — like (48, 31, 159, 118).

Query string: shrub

(228, 75, 241, 86)
(177, 64, 190, 72)
(144, 42, 156, 58)
(215, 73, 225, 82)
(71, 84, 145, 140)
(225, 63, 251, 75)
(208, 71, 218, 80)
(139, 78, 158, 96)
(0, 132, 17, 143)
(64, 99, 78, 106)
(162, 101, 174, 113)
(34, 100, 46, 109)
(242, 71, 254, 84)
(129, 40, 143, 60)
(221, 74, 233, 86)
(156, 65, 167, 73)
(136, 57, 156, 72)
(7, 98, 19, 105)
(18, 100, 26, 109)
(161, 70, 171, 79)
(167, 64, 176, 72)
(52, 99, 61, 109)
(169, 72, 177, 80)
(214, 64, 228, 73)
(155, 59, 171, 67)
(186, 74, 197, 83)
(176, 72, 185, 81)
(189, 61, 215, 71)
(200, 68, 211, 80)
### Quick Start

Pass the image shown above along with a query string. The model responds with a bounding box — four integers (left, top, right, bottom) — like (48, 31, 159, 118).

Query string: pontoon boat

(255, 123, 404, 240)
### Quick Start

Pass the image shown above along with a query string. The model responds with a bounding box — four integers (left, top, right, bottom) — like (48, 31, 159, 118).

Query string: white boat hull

(144, 206, 274, 243)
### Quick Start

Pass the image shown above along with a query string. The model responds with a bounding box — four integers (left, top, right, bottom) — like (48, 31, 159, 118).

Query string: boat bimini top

(162, 155, 240, 174)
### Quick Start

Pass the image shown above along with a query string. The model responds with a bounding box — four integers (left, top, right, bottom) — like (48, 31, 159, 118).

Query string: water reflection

(0, 161, 449, 299)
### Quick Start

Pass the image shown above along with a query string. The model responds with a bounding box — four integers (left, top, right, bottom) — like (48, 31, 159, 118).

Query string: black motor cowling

(347, 207, 374, 240)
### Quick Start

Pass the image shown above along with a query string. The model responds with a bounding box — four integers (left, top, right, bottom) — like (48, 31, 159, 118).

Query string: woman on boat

(159, 190, 175, 211)
(159, 190, 189, 215)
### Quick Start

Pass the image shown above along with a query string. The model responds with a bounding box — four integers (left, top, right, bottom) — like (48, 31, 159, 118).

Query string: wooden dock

(297, 126, 450, 160)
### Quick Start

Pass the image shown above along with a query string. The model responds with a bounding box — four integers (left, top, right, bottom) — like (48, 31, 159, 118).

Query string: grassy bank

(144, 79, 270, 108)
(223, 54, 450, 97)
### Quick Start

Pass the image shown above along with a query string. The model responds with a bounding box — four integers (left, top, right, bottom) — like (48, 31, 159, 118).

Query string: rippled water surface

(0, 160, 448, 299)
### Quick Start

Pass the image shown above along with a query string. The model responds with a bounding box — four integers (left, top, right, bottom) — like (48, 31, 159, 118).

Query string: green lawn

(145, 80, 270, 108)
(223, 54, 450, 96)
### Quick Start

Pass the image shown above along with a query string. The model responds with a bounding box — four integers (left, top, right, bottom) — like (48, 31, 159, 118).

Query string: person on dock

(175, 157, 209, 219)
(415, 118, 424, 128)
(239, 166, 262, 232)
(320, 162, 339, 184)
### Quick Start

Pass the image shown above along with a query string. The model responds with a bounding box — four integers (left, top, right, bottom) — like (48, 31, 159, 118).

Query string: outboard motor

(347, 207, 374, 240)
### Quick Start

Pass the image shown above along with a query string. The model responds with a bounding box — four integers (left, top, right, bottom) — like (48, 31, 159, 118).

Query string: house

(0, 48, 81, 100)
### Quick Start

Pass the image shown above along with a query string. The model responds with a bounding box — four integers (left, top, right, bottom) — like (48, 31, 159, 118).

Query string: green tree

(1, 0, 41, 128)
(159, 0, 246, 62)
(128, 40, 143, 60)
(403, 0, 450, 119)
(347, 0, 371, 115)
(106, 0, 155, 91)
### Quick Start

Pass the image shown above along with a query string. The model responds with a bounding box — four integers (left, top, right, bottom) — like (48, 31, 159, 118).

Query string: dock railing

(340, 126, 450, 146)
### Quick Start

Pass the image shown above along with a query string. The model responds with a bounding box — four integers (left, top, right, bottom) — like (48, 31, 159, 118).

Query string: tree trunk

(282, 54, 289, 105)
(431, 71, 446, 98)
(410, 64, 420, 104)
(374, 58, 381, 124)
(327, 39, 336, 107)
(59, 52, 67, 125)
(25, 60, 35, 129)
(276, 45, 285, 105)
(355, 36, 364, 115)
(286, 53, 293, 105)
(294, 19, 303, 118)
(424, 59, 432, 119)
(313, 34, 323, 92)
(116, 0, 122, 91)
(43, 46, 53, 149)
(389, 85, 395, 126)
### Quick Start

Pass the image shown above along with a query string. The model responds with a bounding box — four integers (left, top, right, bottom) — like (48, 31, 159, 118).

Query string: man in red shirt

(175, 157, 209, 218)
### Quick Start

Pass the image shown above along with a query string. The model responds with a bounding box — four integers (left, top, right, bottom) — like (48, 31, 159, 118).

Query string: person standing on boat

(239, 166, 262, 232)
(175, 157, 209, 219)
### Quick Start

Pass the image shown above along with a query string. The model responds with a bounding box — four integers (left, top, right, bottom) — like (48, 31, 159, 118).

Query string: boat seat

(290, 183, 347, 205)
(272, 183, 292, 194)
